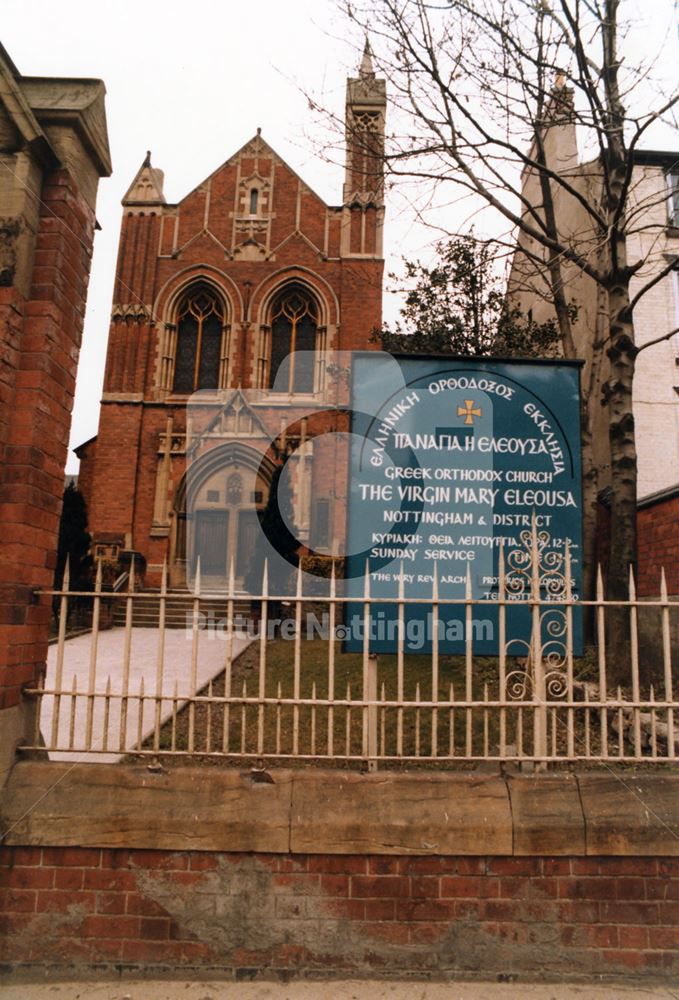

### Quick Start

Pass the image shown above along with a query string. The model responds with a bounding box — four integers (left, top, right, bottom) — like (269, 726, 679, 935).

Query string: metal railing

(25, 528, 679, 766)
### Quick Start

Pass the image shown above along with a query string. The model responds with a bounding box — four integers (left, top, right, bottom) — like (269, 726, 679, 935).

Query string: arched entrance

(172, 443, 276, 590)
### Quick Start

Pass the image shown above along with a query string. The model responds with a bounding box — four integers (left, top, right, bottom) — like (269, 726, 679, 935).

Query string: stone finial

(360, 38, 374, 78)
(347, 37, 386, 108)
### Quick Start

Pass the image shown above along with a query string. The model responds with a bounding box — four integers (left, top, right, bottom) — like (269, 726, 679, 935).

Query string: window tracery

(268, 286, 318, 393)
(171, 286, 227, 393)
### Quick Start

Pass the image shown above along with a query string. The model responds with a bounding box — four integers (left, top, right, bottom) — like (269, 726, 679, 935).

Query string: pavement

(41, 627, 252, 762)
(2, 979, 679, 999)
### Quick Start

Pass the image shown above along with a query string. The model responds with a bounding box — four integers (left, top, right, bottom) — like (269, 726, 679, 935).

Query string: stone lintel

(0, 763, 291, 852)
(578, 773, 679, 855)
(3, 763, 679, 857)
(507, 773, 585, 855)
(290, 770, 512, 855)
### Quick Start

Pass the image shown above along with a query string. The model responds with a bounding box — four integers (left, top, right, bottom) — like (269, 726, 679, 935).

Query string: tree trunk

(604, 276, 638, 685)
(605, 278, 638, 594)
(580, 284, 608, 613)
(580, 408, 599, 607)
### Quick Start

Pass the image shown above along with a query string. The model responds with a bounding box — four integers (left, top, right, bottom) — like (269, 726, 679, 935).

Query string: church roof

(171, 129, 330, 211)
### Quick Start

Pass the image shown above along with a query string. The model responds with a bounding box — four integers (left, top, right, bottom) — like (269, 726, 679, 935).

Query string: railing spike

(596, 563, 604, 601)
(628, 563, 636, 601)
(194, 557, 201, 596)
(465, 561, 472, 601)
(63, 555, 71, 592)
(432, 560, 438, 603)
(129, 556, 135, 592)
(330, 558, 336, 599)
(364, 559, 371, 600)
(228, 558, 235, 599)
(160, 558, 168, 594)
(261, 559, 269, 598)
(661, 566, 668, 603)
(296, 560, 303, 599)
(95, 556, 103, 590)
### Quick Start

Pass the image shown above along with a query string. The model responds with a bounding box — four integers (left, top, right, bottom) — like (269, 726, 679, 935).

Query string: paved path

(2, 978, 678, 998)
(41, 627, 252, 762)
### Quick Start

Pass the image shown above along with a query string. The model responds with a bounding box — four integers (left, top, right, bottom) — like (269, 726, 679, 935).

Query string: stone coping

(1, 762, 679, 856)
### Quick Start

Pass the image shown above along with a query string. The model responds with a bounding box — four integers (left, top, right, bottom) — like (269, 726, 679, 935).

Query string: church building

(78, 48, 385, 590)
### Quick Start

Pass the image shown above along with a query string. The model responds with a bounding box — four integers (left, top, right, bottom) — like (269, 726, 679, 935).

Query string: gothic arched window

(172, 286, 226, 393)
(268, 286, 318, 393)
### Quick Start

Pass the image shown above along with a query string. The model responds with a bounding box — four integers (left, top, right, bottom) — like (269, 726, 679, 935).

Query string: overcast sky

(3, 0, 389, 471)
(2, 0, 677, 473)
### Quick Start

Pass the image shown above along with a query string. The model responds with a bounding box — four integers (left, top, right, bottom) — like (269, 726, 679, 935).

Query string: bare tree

(336, 0, 679, 605)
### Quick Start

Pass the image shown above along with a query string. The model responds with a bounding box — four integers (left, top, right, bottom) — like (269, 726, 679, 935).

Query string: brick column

(0, 54, 110, 780)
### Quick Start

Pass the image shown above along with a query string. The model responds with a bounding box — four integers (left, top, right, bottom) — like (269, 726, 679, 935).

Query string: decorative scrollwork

(506, 668, 531, 701)
(502, 520, 572, 702)
(545, 670, 569, 699)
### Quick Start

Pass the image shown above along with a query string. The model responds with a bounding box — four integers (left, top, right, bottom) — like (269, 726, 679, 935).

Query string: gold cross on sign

(457, 399, 482, 425)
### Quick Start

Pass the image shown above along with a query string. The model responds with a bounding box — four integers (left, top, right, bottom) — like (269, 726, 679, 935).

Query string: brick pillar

(0, 171, 96, 702)
(0, 55, 110, 780)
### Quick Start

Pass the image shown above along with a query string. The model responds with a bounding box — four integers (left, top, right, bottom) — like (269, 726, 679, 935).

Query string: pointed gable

(123, 151, 166, 206)
(170, 131, 330, 261)
(200, 388, 272, 440)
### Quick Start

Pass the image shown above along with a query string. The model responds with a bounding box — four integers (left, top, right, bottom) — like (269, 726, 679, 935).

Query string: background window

(668, 171, 679, 228)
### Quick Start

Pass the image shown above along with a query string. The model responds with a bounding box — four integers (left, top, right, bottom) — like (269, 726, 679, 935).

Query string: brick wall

(596, 491, 679, 598)
(1, 847, 677, 977)
(637, 492, 679, 597)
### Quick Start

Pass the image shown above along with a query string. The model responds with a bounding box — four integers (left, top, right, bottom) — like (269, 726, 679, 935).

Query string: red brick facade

(81, 56, 386, 589)
(596, 487, 679, 598)
(2, 847, 678, 977)
(637, 489, 679, 597)
(0, 49, 110, 716)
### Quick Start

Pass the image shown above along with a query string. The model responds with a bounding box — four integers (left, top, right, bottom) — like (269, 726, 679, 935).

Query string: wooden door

(194, 510, 229, 577)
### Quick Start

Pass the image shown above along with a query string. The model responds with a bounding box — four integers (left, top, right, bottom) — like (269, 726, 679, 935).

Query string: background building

(508, 97, 679, 503)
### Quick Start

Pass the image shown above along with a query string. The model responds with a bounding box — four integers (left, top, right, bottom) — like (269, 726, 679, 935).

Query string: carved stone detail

(111, 303, 153, 323)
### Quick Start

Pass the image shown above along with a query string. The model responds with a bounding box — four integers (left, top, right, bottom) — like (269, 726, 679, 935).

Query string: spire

(122, 151, 166, 206)
(342, 37, 386, 259)
(360, 38, 374, 78)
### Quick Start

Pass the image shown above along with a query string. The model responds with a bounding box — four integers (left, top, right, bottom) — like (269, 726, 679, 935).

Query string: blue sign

(344, 354, 583, 655)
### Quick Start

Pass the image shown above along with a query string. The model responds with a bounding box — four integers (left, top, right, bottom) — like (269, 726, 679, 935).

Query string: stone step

(112, 594, 254, 629)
